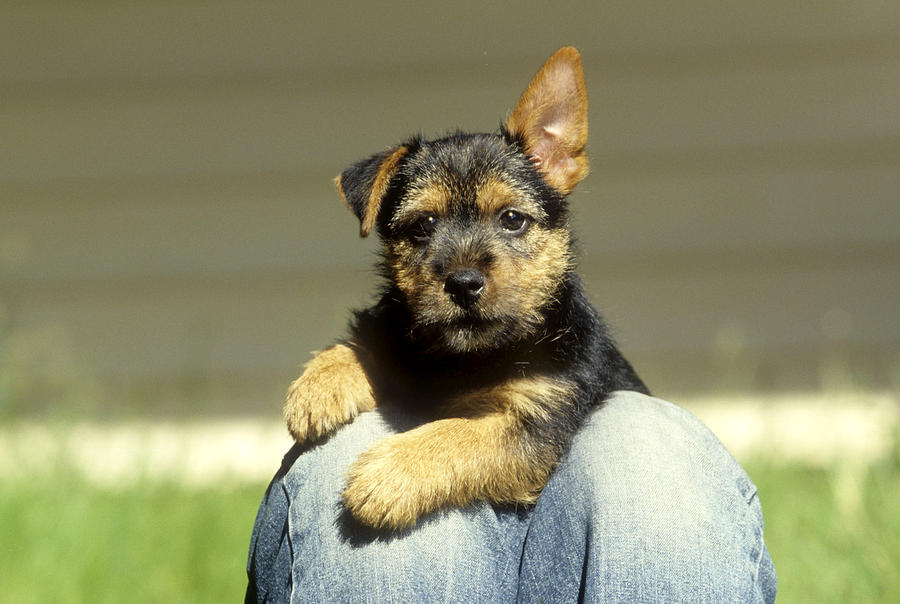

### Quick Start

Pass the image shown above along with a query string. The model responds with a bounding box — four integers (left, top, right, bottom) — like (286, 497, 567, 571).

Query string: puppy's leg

(284, 344, 376, 443)
(343, 377, 575, 529)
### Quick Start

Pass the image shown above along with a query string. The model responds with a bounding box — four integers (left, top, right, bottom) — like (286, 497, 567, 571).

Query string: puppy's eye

(412, 214, 439, 242)
(498, 209, 529, 234)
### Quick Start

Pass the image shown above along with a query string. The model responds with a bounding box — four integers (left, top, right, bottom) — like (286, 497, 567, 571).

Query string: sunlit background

(2, 2, 898, 601)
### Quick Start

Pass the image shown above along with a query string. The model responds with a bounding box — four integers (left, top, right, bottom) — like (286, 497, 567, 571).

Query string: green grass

(2, 456, 898, 603)
(0, 479, 266, 604)
(747, 454, 900, 603)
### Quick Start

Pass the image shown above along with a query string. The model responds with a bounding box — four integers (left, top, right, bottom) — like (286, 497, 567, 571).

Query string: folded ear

(335, 145, 409, 237)
(505, 46, 589, 196)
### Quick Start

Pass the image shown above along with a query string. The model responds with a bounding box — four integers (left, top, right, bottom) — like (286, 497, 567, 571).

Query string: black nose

(444, 269, 485, 309)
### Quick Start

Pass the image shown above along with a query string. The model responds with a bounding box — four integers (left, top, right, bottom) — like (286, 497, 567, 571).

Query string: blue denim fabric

(246, 391, 776, 603)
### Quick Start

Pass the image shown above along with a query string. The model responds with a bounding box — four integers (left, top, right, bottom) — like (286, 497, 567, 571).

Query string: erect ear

(505, 46, 589, 196)
(334, 145, 409, 237)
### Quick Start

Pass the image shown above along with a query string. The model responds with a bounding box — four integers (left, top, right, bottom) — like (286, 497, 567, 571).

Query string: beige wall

(2, 2, 898, 414)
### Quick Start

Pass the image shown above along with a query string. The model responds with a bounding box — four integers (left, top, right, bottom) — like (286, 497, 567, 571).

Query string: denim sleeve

(245, 411, 529, 602)
(517, 392, 777, 603)
(245, 445, 302, 604)
(245, 393, 776, 603)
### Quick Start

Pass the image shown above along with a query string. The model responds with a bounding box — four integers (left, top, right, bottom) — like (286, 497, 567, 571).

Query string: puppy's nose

(444, 269, 485, 309)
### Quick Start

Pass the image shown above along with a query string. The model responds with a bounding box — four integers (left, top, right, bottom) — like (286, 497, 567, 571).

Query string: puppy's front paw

(284, 344, 375, 443)
(342, 432, 447, 530)
(341, 408, 556, 530)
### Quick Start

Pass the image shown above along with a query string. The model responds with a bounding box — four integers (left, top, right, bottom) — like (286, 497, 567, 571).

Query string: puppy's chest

(369, 356, 546, 417)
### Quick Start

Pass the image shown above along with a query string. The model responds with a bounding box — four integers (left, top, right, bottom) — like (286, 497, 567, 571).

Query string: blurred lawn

(747, 452, 900, 603)
(0, 480, 264, 603)
(2, 454, 898, 603)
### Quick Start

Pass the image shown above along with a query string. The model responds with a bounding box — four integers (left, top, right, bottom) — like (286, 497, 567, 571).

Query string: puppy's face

(335, 46, 589, 354)
(383, 134, 573, 353)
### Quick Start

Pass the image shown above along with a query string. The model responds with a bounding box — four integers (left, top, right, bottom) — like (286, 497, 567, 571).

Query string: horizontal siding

(1, 2, 898, 408)
(2, 2, 899, 83)
(4, 56, 899, 183)
(3, 164, 898, 283)
(7, 263, 898, 379)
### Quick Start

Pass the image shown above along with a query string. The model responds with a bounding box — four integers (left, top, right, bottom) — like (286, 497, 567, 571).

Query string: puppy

(284, 46, 648, 530)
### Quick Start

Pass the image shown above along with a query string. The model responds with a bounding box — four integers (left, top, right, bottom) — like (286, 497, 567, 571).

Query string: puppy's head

(336, 47, 589, 354)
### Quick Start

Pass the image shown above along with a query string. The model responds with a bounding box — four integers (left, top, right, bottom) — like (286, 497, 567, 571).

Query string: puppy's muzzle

(444, 269, 485, 310)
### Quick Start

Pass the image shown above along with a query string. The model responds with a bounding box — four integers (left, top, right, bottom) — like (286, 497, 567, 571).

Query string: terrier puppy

(285, 46, 648, 530)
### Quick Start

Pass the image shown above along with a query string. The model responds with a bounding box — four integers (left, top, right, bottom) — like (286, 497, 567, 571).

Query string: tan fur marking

(391, 181, 452, 228)
(499, 226, 572, 305)
(505, 46, 589, 195)
(360, 146, 409, 237)
(448, 376, 576, 422)
(284, 344, 376, 443)
(475, 178, 542, 219)
(334, 174, 350, 214)
(343, 375, 575, 529)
